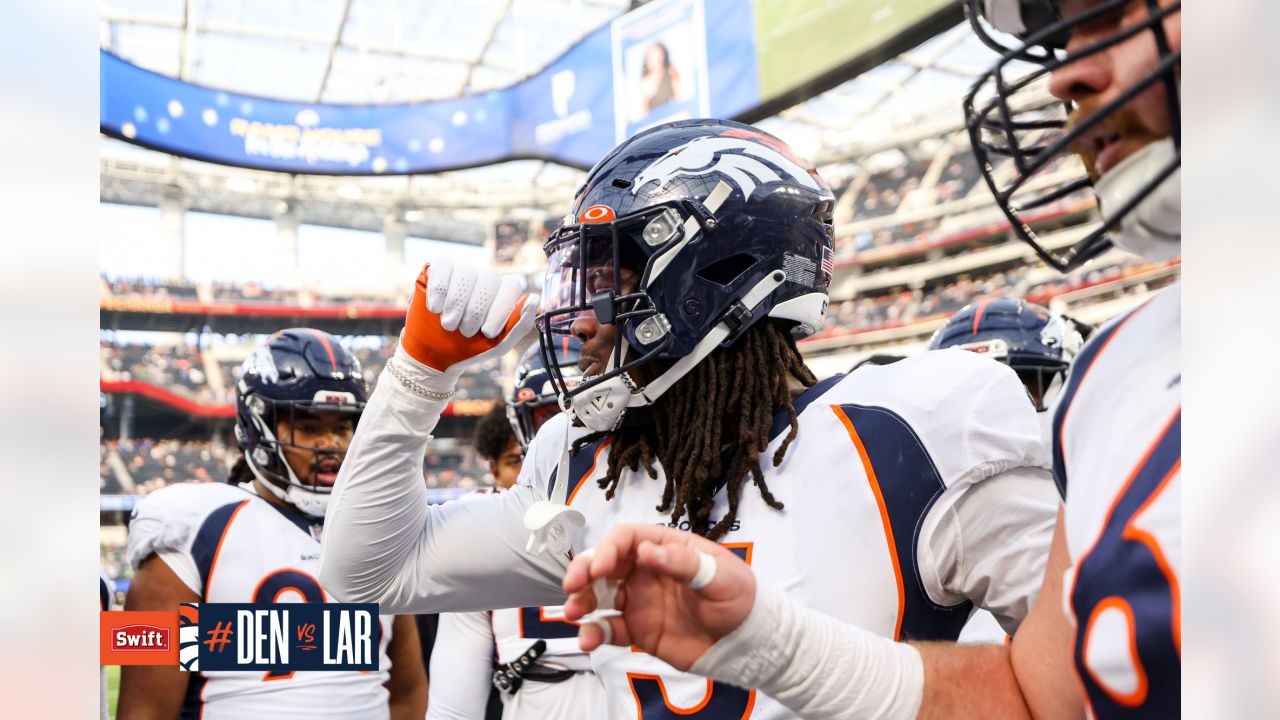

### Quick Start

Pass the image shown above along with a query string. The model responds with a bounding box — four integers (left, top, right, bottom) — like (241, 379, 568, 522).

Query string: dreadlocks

(573, 319, 817, 540)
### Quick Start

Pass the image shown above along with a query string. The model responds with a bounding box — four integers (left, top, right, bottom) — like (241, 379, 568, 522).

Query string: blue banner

(101, 0, 761, 175)
(181, 602, 381, 672)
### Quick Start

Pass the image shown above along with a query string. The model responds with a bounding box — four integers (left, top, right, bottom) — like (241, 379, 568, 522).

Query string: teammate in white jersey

(430, 340, 606, 720)
(561, 2, 1181, 718)
(118, 329, 427, 720)
(320, 118, 1061, 720)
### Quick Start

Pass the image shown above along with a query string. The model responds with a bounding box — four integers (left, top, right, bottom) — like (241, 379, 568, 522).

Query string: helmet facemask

(538, 192, 729, 433)
(964, 0, 1181, 272)
(239, 392, 363, 519)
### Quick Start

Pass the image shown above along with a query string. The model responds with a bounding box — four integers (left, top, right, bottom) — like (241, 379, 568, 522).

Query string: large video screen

(101, 0, 947, 175)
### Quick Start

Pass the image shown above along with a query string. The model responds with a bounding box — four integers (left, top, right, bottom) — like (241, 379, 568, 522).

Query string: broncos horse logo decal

(631, 133, 826, 200)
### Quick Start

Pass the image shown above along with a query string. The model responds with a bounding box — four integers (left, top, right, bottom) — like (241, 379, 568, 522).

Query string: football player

(927, 297, 1089, 411)
(560, 2, 1181, 718)
(118, 329, 427, 720)
(320, 118, 1060, 720)
(429, 340, 605, 720)
(474, 401, 523, 492)
(101, 568, 115, 720)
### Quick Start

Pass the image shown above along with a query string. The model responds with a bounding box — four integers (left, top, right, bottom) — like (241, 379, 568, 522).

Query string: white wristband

(689, 582, 925, 720)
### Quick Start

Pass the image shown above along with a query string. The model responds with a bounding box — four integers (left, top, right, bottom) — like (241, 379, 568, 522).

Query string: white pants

(502, 670, 606, 720)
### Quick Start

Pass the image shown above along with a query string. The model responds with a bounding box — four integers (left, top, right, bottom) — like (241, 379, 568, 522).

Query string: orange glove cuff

(401, 265, 531, 373)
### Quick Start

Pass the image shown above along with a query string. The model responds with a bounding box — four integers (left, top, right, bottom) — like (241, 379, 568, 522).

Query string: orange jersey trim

(830, 405, 905, 640)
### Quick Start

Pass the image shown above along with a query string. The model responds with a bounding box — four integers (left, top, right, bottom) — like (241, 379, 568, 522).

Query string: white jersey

(1051, 285, 1180, 719)
(428, 610, 606, 720)
(127, 482, 395, 720)
(322, 348, 1060, 720)
(429, 488, 601, 720)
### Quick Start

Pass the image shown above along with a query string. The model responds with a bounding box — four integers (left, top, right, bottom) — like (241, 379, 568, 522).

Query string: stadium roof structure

(100, 0, 1040, 243)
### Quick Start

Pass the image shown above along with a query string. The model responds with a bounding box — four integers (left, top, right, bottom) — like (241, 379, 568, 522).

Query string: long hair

(227, 456, 255, 485)
(574, 319, 816, 540)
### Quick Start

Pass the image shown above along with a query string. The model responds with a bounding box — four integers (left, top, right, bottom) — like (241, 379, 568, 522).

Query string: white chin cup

(1095, 137, 1181, 261)
(248, 458, 330, 519)
(284, 486, 330, 519)
(570, 373, 637, 434)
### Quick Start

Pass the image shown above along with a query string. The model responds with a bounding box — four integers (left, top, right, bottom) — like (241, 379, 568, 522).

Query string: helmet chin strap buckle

(570, 373, 637, 434)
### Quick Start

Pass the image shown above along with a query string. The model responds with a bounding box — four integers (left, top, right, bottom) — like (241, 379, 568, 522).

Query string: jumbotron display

(100, 0, 949, 175)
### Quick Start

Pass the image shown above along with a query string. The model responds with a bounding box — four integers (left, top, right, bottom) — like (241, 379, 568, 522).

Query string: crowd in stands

(855, 158, 933, 220)
(102, 275, 400, 306)
(106, 438, 235, 495)
(422, 449, 488, 490)
(209, 280, 398, 306)
(833, 149, 1088, 259)
(101, 276, 200, 300)
(101, 342, 232, 405)
(101, 437, 489, 496)
(814, 256, 1172, 338)
(102, 336, 505, 406)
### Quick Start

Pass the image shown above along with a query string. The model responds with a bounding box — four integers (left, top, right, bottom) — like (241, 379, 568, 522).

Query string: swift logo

(632, 135, 824, 200)
(112, 624, 170, 652)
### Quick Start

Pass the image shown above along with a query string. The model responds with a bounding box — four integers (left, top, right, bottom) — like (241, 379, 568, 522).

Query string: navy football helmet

(927, 297, 1088, 411)
(964, 0, 1180, 271)
(234, 328, 367, 518)
(537, 118, 835, 432)
(506, 338, 583, 451)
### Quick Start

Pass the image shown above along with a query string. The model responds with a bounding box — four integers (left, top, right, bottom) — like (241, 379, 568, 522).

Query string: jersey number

(252, 568, 326, 681)
(519, 606, 580, 639)
(628, 544, 756, 720)
(1071, 411, 1180, 718)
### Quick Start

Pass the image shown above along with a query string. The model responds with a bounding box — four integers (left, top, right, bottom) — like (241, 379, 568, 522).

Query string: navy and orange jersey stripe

(546, 436, 612, 505)
(1051, 301, 1152, 498)
(766, 373, 844, 444)
(1071, 408, 1181, 718)
(191, 499, 251, 601)
(832, 403, 972, 641)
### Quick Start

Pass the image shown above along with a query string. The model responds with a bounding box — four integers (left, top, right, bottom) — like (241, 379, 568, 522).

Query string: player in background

(561, 1, 1181, 718)
(101, 568, 115, 720)
(927, 298, 1090, 412)
(429, 340, 605, 720)
(929, 298, 1090, 643)
(474, 402, 524, 492)
(118, 329, 427, 720)
(320, 119, 1061, 720)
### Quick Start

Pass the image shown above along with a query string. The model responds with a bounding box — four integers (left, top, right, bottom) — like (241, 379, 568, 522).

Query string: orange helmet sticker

(580, 205, 616, 223)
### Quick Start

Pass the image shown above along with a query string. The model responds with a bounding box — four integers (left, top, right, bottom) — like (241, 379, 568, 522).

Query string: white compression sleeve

(689, 582, 924, 720)
(320, 348, 568, 613)
(427, 611, 498, 720)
